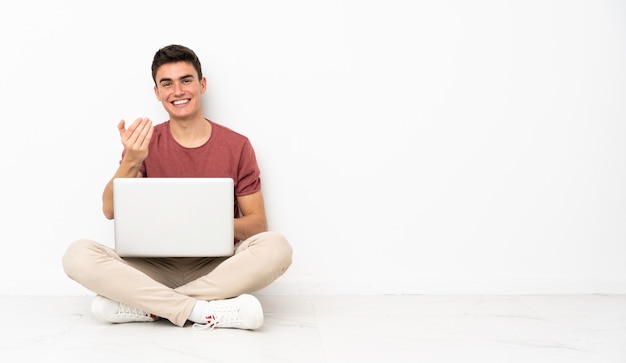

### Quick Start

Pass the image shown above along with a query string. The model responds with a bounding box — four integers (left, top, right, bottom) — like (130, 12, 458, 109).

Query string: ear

(200, 77, 207, 94)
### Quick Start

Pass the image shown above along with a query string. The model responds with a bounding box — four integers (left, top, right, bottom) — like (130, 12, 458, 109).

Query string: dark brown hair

(151, 44, 203, 84)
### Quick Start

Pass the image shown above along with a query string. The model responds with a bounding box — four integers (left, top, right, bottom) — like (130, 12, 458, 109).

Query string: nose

(173, 81, 185, 95)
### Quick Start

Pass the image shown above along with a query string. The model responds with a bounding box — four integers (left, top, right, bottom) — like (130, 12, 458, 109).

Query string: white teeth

(173, 99, 189, 105)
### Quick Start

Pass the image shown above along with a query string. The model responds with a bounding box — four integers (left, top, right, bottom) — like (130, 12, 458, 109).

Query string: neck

(169, 117, 212, 148)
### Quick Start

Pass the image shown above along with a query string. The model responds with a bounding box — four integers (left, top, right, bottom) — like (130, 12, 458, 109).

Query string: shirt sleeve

(235, 139, 262, 196)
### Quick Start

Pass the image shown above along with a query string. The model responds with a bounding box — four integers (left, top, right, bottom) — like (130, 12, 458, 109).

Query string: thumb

(117, 120, 126, 137)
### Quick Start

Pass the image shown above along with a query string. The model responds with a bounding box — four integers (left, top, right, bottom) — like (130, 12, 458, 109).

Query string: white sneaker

(192, 294, 264, 331)
(91, 295, 158, 323)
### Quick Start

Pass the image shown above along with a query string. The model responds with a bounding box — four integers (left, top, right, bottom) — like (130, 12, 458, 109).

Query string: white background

(1, 0, 625, 295)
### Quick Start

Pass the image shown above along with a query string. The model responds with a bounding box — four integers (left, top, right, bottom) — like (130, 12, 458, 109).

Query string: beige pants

(62, 231, 292, 327)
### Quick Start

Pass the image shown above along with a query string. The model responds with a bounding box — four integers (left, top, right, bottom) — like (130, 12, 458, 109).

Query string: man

(62, 44, 293, 330)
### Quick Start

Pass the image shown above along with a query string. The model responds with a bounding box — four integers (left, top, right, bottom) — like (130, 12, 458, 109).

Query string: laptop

(113, 177, 235, 257)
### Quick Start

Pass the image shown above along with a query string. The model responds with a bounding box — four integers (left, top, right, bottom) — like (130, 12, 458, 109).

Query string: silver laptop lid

(113, 177, 234, 257)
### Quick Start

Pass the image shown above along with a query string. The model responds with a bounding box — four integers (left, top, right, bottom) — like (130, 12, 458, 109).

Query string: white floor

(1, 294, 625, 362)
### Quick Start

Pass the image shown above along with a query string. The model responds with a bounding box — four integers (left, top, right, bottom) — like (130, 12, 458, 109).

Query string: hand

(118, 117, 154, 164)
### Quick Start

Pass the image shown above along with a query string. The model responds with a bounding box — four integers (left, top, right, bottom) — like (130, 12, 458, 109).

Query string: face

(153, 61, 206, 121)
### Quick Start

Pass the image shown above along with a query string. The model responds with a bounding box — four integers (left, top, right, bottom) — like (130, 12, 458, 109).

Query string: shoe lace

(192, 304, 242, 331)
(192, 314, 217, 331)
(116, 303, 156, 320)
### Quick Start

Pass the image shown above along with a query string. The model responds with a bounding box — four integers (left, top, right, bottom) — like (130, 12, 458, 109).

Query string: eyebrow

(158, 74, 195, 84)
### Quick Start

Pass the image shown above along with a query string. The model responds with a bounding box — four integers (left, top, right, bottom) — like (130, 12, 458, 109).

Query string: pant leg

(62, 239, 195, 327)
(174, 231, 293, 300)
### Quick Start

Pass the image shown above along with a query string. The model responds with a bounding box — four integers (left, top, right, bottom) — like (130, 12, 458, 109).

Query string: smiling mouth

(172, 99, 190, 106)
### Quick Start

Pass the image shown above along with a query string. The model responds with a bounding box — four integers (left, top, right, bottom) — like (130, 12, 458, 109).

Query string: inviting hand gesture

(118, 117, 154, 164)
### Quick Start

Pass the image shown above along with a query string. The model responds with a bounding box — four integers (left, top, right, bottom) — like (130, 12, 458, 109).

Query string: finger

(139, 121, 154, 149)
(117, 120, 126, 137)
(125, 117, 144, 135)
(124, 118, 149, 146)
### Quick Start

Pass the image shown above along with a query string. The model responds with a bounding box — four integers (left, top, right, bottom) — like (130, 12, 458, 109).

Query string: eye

(161, 81, 172, 88)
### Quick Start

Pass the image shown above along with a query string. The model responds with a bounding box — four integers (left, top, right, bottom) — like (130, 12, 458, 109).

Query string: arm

(234, 190, 269, 241)
(102, 118, 154, 220)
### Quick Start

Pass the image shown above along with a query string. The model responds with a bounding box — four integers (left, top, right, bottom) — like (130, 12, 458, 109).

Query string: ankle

(188, 300, 211, 324)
